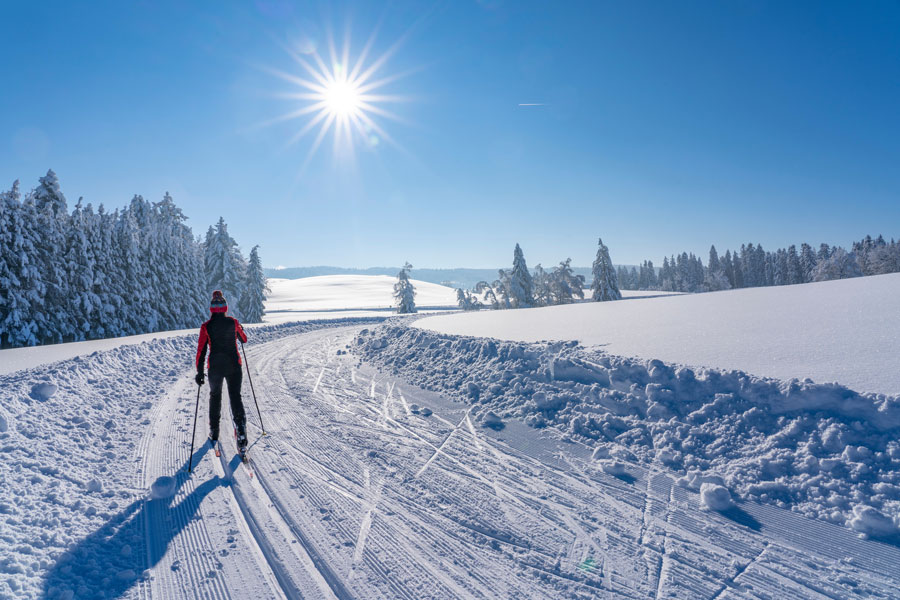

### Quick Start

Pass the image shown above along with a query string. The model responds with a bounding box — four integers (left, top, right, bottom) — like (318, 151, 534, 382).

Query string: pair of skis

(211, 430, 253, 478)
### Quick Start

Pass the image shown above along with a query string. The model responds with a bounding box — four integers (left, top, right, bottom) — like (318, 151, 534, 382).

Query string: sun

(258, 26, 411, 172)
(322, 79, 362, 118)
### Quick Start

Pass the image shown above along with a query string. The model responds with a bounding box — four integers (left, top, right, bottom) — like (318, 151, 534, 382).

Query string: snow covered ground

(264, 275, 458, 323)
(417, 273, 900, 396)
(0, 274, 456, 376)
(2, 275, 900, 599)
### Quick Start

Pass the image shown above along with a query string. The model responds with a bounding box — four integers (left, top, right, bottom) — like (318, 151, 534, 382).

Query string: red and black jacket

(196, 313, 248, 372)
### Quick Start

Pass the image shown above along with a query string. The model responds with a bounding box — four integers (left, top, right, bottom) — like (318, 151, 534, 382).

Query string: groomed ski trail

(140, 323, 900, 599)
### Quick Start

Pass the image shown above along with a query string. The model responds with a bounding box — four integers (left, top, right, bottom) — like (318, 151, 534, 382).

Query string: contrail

(518, 103, 546, 106)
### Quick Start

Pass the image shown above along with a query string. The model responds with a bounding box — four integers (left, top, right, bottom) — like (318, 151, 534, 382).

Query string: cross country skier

(195, 290, 249, 457)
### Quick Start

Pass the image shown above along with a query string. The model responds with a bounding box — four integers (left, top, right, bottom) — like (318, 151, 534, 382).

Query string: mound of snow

(849, 505, 899, 538)
(700, 483, 734, 511)
(599, 460, 627, 476)
(480, 411, 504, 430)
(265, 275, 458, 323)
(0, 412, 8, 433)
(150, 476, 176, 499)
(416, 273, 900, 395)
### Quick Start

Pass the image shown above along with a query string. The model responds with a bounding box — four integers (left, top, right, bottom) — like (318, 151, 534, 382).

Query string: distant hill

(265, 266, 637, 290)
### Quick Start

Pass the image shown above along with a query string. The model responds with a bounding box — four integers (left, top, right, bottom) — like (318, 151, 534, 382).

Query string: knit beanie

(210, 290, 227, 313)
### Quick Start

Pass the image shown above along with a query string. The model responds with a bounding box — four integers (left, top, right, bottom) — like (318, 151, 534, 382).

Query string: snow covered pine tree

(591, 237, 622, 301)
(394, 262, 417, 314)
(508, 243, 535, 308)
(238, 245, 269, 323)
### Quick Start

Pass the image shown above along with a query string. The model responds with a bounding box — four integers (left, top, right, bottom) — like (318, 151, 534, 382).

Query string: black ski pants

(208, 355, 246, 440)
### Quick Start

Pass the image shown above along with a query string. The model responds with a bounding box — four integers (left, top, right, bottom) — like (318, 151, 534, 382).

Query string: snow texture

(417, 272, 900, 396)
(0, 317, 381, 599)
(700, 483, 734, 511)
(2, 315, 900, 599)
(358, 321, 900, 534)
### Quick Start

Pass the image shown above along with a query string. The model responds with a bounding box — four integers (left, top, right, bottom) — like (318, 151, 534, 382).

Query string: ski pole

(187, 382, 201, 473)
(239, 339, 266, 435)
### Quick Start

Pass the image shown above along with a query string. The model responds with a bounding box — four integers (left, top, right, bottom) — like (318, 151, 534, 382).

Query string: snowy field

(0, 275, 457, 376)
(417, 272, 900, 396)
(264, 275, 458, 323)
(2, 275, 900, 599)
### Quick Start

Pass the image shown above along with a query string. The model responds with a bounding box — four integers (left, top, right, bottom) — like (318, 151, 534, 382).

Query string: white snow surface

(0, 274, 456, 377)
(2, 311, 900, 598)
(264, 275, 458, 323)
(416, 272, 900, 396)
(358, 321, 900, 535)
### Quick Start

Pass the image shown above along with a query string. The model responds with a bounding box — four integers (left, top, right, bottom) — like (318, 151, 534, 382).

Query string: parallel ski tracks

(138, 323, 900, 600)
(140, 379, 232, 600)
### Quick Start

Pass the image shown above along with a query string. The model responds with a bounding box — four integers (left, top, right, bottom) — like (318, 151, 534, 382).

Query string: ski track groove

(708, 545, 768, 600)
(143, 380, 232, 600)
(254, 343, 464, 599)
(265, 334, 528, 598)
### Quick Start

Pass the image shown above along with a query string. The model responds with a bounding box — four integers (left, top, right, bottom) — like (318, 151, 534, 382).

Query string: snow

(2, 284, 900, 598)
(700, 483, 734, 511)
(357, 320, 900, 535)
(264, 275, 458, 323)
(0, 274, 455, 377)
(417, 272, 900, 396)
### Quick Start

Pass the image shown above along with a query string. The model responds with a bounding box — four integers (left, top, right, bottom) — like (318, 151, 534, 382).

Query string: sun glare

(259, 25, 410, 173)
(323, 79, 362, 117)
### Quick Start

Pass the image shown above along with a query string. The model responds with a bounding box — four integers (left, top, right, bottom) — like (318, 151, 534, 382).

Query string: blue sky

(2, 1, 899, 269)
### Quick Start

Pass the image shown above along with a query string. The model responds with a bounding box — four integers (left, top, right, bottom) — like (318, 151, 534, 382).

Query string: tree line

(617, 236, 900, 293)
(0, 170, 268, 348)
(455, 238, 621, 310)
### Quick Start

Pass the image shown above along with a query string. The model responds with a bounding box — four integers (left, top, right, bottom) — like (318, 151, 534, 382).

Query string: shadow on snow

(42, 444, 241, 600)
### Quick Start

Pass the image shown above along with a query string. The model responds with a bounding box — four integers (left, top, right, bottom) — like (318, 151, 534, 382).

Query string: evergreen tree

(238, 245, 269, 323)
(532, 264, 552, 307)
(722, 249, 735, 288)
(549, 258, 585, 304)
(0, 182, 18, 344)
(800, 243, 817, 283)
(94, 206, 125, 339)
(115, 207, 152, 335)
(33, 170, 72, 342)
(708, 245, 721, 273)
(394, 262, 417, 314)
(646, 260, 658, 288)
(205, 217, 246, 318)
(508, 243, 535, 308)
(704, 245, 730, 291)
(786, 245, 802, 284)
(870, 240, 900, 275)
(812, 248, 863, 281)
(732, 251, 744, 288)
(65, 199, 101, 340)
(591, 237, 621, 301)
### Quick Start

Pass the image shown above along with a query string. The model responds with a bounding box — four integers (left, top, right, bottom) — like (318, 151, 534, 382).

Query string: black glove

(195, 371, 205, 386)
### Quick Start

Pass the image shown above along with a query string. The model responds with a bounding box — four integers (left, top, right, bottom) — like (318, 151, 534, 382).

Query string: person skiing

(195, 290, 249, 456)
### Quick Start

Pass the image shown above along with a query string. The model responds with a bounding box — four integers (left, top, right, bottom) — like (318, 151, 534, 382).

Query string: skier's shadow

(42, 444, 232, 599)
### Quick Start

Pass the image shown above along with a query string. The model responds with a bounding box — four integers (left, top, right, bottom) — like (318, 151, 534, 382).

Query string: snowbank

(357, 322, 900, 534)
(416, 272, 900, 396)
(265, 275, 458, 323)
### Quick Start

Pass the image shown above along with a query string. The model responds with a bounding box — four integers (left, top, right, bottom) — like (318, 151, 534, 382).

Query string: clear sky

(2, 1, 899, 269)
